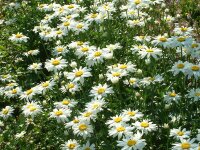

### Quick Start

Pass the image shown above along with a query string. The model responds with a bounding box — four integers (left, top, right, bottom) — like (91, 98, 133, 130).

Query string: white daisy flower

(133, 120, 157, 134)
(67, 66, 92, 84)
(50, 108, 72, 123)
(22, 102, 42, 118)
(45, 57, 67, 72)
(170, 127, 190, 140)
(90, 84, 114, 99)
(117, 132, 146, 150)
(0, 106, 14, 119)
(9, 33, 29, 43)
(61, 139, 80, 150)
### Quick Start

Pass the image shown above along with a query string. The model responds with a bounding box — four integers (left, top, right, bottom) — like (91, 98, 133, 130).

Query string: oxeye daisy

(86, 48, 108, 67)
(24, 49, 39, 57)
(138, 46, 162, 60)
(170, 127, 190, 140)
(45, 57, 67, 72)
(65, 116, 80, 128)
(79, 141, 95, 150)
(38, 80, 55, 94)
(187, 88, 200, 102)
(50, 108, 72, 123)
(28, 63, 42, 72)
(90, 83, 114, 98)
(53, 45, 69, 56)
(117, 132, 146, 150)
(20, 87, 39, 100)
(122, 109, 144, 120)
(108, 123, 134, 139)
(185, 63, 200, 80)
(61, 139, 80, 150)
(106, 114, 130, 127)
(85, 98, 106, 113)
(164, 91, 181, 103)
(124, 77, 139, 87)
(106, 68, 127, 83)
(0, 106, 14, 119)
(67, 66, 92, 84)
(68, 41, 89, 49)
(152, 34, 170, 48)
(172, 138, 198, 150)
(22, 102, 42, 118)
(9, 32, 29, 43)
(133, 119, 157, 134)
(171, 61, 190, 76)
(75, 45, 96, 58)
(73, 121, 93, 139)
(5, 87, 22, 98)
(54, 98, 77, 109)
(117, 62, 136, 73)
(60, 82, 80, 94)
(80, 111, 97, 121)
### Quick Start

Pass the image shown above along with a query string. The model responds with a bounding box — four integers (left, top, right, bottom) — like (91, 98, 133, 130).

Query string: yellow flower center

(81, 47, 89, 52)
(117, 126, 125, 132)
(114, 117, 122, 123)
(77, 41, 83, 46)
(195, 92, 200, 96)
(112, 72, 121, 77)
(2, 108, 9, 115)
(68, 143, 76, 149)
(127, 140, 137, 146)
(181, 27, 188, 32)
(75, 70, 83, 77)
(7, 83, 15, 86)
(68, 4, 74, 9)
(177, 131, 184, 136)
(68, 83, 75, 89)
(52, 60, 60, 66)
(97, 87, 105, 94)
(92, 104, 99, 109)
(76, 24, 83, 29)
(26, 89, 33, 95)
(73, 119, 79, 123)
(169, 92, 176, 97)
(177, 37, 186, 42)
(91, 13, 98, 18)
(64, 22, 70, 27)
(56, 30, 62, 35)
(94, 51, 102, 57)
(129, 79, 136, 84)
(62, 100, 70, 105)
(191, 65, 200, 71)
(120, 64, 127, 69)
(59, 7, 64, 13)
(15, 33, 23, 38)
(66, 15, 71, 19)
(57, 47, 64, 52)
(79, 124, 87, 131)
(141, 122, 149, 128)
(42, 82, 49, 87)
(85, 147, 91, 150)
(181, 142, 191, 149)
(134, 0, 141, 5)
(133, 20, 140, 24)
(146, 49, 154, 53)
(83, 112, 92, 117)
(11, 89, 17, 94)
(191, 43, 198, 48)
(29, 106, 37, 112)
(177, 63, 184, 69)
(127, 111, 136, 116)
(55, 110, 63, 116)
(159, 37, 167, 42)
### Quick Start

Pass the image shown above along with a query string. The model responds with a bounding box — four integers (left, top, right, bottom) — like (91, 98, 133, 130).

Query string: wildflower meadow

(0, 0, 200, 149)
